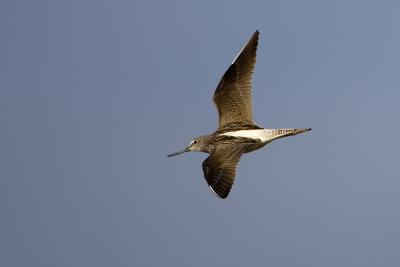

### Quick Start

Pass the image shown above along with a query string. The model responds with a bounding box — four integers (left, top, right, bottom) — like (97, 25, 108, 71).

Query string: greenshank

(168, 31, 311, 198)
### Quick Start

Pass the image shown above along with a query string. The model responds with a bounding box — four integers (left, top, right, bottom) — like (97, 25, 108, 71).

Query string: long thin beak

(167, 147, 190, 157)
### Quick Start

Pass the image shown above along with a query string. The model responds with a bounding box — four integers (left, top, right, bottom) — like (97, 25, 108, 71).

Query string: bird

(167, 31, 311, 199)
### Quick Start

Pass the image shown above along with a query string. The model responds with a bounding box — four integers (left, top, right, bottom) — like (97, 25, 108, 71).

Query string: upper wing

(213, 31, 259, 129)
(202, 144, 246, 199)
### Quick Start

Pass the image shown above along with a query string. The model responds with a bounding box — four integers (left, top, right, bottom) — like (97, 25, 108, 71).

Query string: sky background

(1, 0, 400, 266)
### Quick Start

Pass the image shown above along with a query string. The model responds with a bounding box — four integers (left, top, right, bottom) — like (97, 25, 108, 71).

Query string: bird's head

(167, 135, 211, 157)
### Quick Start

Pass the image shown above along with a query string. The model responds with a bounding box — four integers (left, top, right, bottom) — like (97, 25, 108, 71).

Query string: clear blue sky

(1, 0, 400, 266)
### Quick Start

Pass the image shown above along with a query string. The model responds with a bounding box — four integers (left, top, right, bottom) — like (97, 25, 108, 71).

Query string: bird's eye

(192, 140, 198, 145)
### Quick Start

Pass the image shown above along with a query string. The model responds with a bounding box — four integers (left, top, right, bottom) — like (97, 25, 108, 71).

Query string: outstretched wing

(213, 31, 259, 129)
(202, 144, 246, 198)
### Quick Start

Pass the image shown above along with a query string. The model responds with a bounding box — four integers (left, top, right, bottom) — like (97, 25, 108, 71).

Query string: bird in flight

(168, 31, 311, 199)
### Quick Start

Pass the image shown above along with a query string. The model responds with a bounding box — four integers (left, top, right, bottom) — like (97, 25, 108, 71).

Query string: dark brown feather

(202, 144, 247, 198)
(213, 31, 259, 129)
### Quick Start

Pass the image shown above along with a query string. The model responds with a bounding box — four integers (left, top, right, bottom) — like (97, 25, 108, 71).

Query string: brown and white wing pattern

(213, 31, 259, 129)
(202, 143, 246, 198)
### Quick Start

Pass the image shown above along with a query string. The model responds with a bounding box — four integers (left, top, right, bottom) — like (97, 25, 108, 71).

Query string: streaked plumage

(168, 31, 311, 199)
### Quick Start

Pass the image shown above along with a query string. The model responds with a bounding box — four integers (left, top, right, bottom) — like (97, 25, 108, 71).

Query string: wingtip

(209, 186, 229, 199)
(253, 30, 260, 38)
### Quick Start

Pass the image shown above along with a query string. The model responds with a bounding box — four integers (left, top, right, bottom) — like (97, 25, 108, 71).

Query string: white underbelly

(220, 129, 274, 143)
